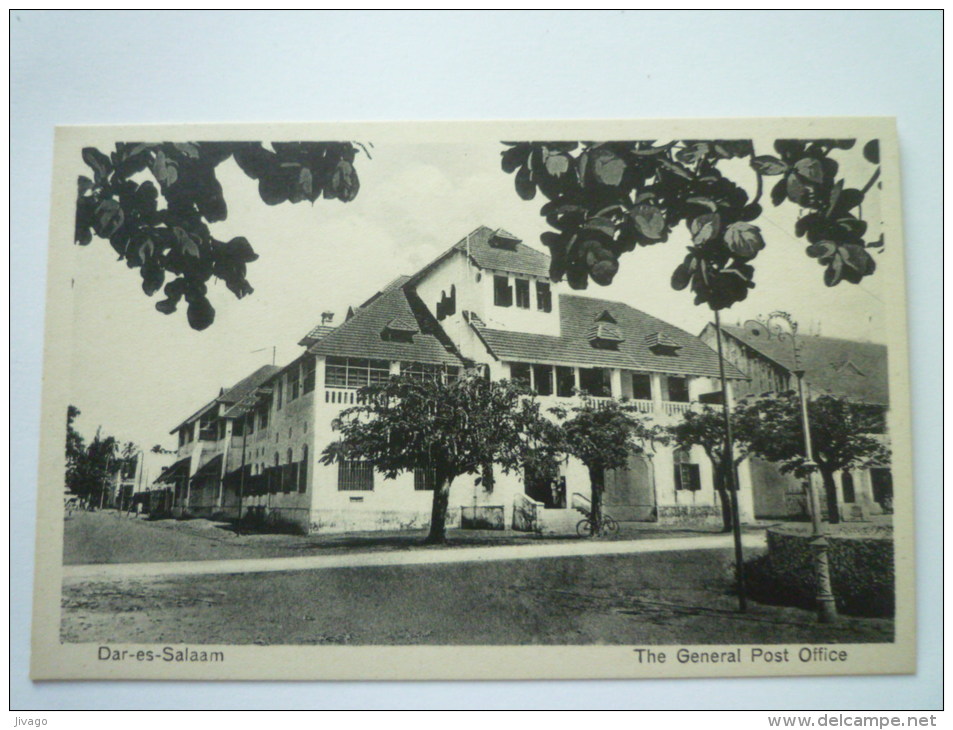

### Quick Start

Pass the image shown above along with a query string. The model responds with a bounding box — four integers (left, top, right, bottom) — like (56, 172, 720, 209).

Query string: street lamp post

(744, 312, 837, 623)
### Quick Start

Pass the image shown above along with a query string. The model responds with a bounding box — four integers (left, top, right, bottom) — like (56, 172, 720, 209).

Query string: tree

(75, 141, 365, 330)
(320, 373, 559, 544)
(500, 138, 882, 307)
(668, 405, 755, 532)
(741, 393, 889, 524)
(551, 399, 665, 534)
(65, 405, 86, 494)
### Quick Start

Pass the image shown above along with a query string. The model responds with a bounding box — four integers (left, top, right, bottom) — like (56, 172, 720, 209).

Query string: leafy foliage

(668, 405, 754, 531)
(740, 392, 890, 523)
(551, 398, 665, 531)
(501, 138, 881, 309)
(65, 406, 139, 505)
(320, 374, 559, 543)
(75, 142, 363, 330)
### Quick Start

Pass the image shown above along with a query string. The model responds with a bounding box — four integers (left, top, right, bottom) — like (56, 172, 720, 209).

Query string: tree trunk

(588, 466, 605, 533)
(820, 468, 840, 524)
(424, 475, 453, 544)
(713, 464, 733, 533)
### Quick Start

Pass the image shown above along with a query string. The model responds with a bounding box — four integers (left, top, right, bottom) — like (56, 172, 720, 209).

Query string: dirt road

(61, 549, 893, 646)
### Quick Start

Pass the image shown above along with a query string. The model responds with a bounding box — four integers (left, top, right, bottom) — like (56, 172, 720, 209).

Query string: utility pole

(713, 309, 746, 612)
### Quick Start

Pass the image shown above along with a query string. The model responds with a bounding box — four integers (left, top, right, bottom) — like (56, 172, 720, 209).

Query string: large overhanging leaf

(76, 141, 365, 330)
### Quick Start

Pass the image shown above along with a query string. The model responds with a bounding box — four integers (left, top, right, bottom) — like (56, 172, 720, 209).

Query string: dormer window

(489, 229, 521, 249)
(588, 322, 625, 350)
(381, 316, 418, 343)
(645, 331, 683, 355)
(536, 281, 552, 312)
(514, 279, 530, 309)
(493, 275, 513, 307)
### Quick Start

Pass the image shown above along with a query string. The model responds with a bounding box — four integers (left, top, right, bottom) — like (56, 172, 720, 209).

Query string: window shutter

(673, 465, 683, 491)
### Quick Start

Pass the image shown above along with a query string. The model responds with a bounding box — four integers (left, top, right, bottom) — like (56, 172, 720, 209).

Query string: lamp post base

(811, 535, 838, 624)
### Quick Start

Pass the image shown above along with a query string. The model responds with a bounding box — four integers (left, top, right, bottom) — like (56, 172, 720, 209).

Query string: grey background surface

(11, 10, 942, 710)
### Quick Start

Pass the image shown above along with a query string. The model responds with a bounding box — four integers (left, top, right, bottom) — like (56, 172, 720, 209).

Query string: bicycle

(576, 513, 619, 537)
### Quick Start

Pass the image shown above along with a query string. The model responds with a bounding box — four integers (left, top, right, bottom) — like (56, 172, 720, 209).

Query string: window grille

(338, 460, 374, 491)
(414, 465, 438, 491)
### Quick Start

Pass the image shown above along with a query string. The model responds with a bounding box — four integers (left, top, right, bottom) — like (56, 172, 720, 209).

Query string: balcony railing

(660, 401, 692, 416)
(325, 388, 358, 405)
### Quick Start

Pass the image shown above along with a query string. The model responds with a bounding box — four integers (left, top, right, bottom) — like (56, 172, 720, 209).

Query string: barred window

(338, 460, 374, 491)
(325, 356, 390, 389)
(414, 465, 438, 491)
(303, 357, 316, 393)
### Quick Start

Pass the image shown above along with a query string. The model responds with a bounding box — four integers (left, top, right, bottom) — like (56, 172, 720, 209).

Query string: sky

(66, 135, 886, 451)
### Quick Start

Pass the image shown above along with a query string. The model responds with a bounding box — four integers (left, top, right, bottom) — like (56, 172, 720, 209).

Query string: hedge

(744, 525, 894, 617)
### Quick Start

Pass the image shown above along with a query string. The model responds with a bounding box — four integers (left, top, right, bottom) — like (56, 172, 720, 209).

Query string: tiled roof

(218, 365, 281, 405)
(720, 325, 889, 405)
(308, 285, 463, 367)
(474, 295, 746, 379)
(297, 324, 336, 346)
(452, 226, 551, 279)
(298, 277, 411, 346)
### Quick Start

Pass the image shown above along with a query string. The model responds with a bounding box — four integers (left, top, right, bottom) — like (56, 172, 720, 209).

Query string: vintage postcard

(31, 118, 914, 680)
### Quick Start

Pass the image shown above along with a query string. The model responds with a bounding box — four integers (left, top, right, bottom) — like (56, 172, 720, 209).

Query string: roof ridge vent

(645, 331, 682, 353)
(489, 228, 521, 249)
(595, 309, 617, 324)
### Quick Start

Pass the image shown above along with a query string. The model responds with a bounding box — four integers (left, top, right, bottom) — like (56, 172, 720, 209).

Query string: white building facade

(156, 226, 752, 534)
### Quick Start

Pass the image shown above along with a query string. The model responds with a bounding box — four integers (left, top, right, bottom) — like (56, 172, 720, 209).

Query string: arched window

(273, 452, 280, 493)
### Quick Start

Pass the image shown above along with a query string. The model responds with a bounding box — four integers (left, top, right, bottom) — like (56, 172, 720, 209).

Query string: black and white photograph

(28, 117, 913, 682)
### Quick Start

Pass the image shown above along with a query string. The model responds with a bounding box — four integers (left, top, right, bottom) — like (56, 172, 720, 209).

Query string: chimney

(321, 311, 334, 324)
